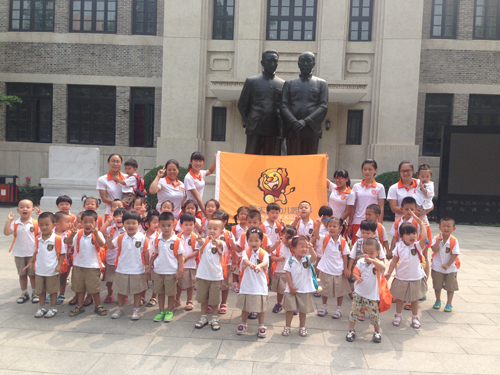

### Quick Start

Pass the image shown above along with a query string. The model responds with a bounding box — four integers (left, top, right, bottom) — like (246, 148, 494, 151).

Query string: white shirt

(184, 170, 207, 210)
(387, 179, 418, 220)
(153, 233, 185, 275)
(284, 255, 315, 293)
(317, 235, 350, 276)
(72, 231, 105, 269)
(393, 241, 426, 281)
(175, 217, 201, 234)
(272, 244, 293, 273)
(239, 249, 269, 295)
(349, 239, 386, 260)
(53, 229, 71, 263)
(179, 232, 201, 269)
(105, 225, 126, 265)
(10, 218, 38, 257)
(219, 230, 234, 266)
(352, 180, 386, 225)
(295, 218, 316, 237)
(155, 177, 185, 219)
(146, 231, 160, 257)
(354, 258, 381, 301)
(431, 236, 460, 274)
(232, 224, 247, 240)
(112, 232, 149, 275)
(196, 241, 224, 281)
(415, 181, 435, 210)
(328, 182, 355, 219)
(96, 172, 128, 215)
(35, 233, 66, 277)
(263, 220, 281, 245)
(122, 173, 137, 194)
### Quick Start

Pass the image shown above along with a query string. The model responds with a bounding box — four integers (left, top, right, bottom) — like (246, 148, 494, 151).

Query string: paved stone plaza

(0, 207, 499, 375)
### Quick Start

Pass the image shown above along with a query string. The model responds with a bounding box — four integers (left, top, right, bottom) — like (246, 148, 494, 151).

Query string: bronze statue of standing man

(281, 52, 328, 155)
(238, 50, 284, 155)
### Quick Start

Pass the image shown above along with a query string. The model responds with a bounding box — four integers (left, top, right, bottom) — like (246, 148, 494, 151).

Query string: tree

(0, 92, 22, 126)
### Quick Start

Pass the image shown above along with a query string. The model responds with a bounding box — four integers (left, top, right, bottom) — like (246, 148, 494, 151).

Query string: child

(318, 206, 333, 236)
(415, 164, 434, 214)
(24, 212, 65, 318)
(355, 204, 390, 255)
(431, 217, 459, 313)
(292, 201, 316, 237)
(100, 208, 126, 304)
(175, 200, 202, 234)
(113, 158, 140, 210)
(389, 197, 421, 257)
(270, 225, 296, 313)
(107, 211, 150, 320)
(4, 199, 39, 303)
(54, 211, 72, 305)
(282, 235, 317, 337)
(150, 212, 184, 322)
(312, 217, 351, 319)
(194, 217, 226, 331)
(236, 227, 270, 338)
(132, 197, 148, 222)
(234, 209, 277, 254)
(231, 206, 249, 292)
(66, 210, 107, 317)
(143, 210, 161, 307)
(262, 203, 283, 246)
(56, 195, 76, 223)
(160, 200, 175, 213)
(201, 199, 220, 235)
(384, 212, 428, 328)
(175, 212, 201, 310)
(81, 195, 103, 228)
(111, 199, 124, 214)
(349, 220, 387, 269)
(346, 238, 386, 343)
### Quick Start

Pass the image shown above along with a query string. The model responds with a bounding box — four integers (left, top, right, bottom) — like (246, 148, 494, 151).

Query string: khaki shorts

(71, 266, 101, 294)
(114, 272, 147, 296)
(284, 292, 314, 314)
(15, 256, 35, 276)
(270, 272, 287, 294)
(178, 268, 197, 289)
(221, 269, 233, 291)
(35, 275, 59, 295)
(236, 294, 269, 313)
(390, 278, 427, 302)
(319, 273, 351, 298)
(196, 278, 222, 306)
(432, 270, 459, 292)
(103, 263, 116, 283)
(153, 272, 177, 296)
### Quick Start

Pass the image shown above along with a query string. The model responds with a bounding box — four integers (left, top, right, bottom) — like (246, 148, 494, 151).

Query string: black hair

(165, 159, 180, 170)
(123, 211, 142, 224)
(360, 219, 377, 232)
(366, 204, 381, 215)
(107, 154, 123, 163)
(183, 199, 198, 211)
(440, 216, 456, 226)
(362, 159, 378, 171)
(187, 152, 205, 172)
(54, 211, 70, 222)
(234, 206, 250, 224)
(39, 212, 56, 224)
(333, 169, 351, 187)
(299, 201, 312, 209)
(132, 197, 148, 210)
(283, 225, 297, 237)
(81, 210, 97, 221)
(160, 200, 174, 211)
(81, 195, 101, 207)
(266, 203, 280, 212)
(401, 196, 417, 207)
(124, 159, 138, 169)
(159, 212, 175, 222)
(205, 199, 220, 210)
(318, 205, 333, 217)
(327, 217, 343, 227)
(399, 222, 417, 237)
(113, 208, 127, 217)
(180, 212, 196, 224)
(246, 227, 264, 241)
(364, 238, 381, 251)
(398, 160, 414, 173)
(291, 235, 309, 248)
(143, 209, 160, 230)
(247, 209, 262, 222)
(417, 163, 432, 176)
(113, 198, 122, 202)
(56, 195, 72, 205)
(262, 49, 279, 60)
(212, 209, 229, 223)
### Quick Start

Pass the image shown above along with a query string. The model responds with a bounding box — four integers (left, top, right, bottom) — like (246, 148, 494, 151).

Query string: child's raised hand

(157, 168, 166, 179)
(363, 254, 373, 264)
(278, 219, 286, 228)
(196, 233, 204, 245)
(315, 216, 322, 226)
(437, 232, 443, 242)
(35, 206, 42, 215)
(7, 211, 15, 221)
(410, 210, 423, 223)
(70, 222, 78, 233)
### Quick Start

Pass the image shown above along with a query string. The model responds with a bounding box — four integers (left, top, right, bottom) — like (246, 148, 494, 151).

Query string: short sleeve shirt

(96, 172, 128, 215)
(349, 238, 386, 261)
(283, 255, 315, 293)
(329, 182, 355, 219)
(153, 233, 185, 275)
(155, 177, 185, 219)
(123, 173, 137, 194)
(35, 233, 67, 277)
(387, 180, 418, 220)
(179, 233, 202, 269)
(184, 170, 207, 210)
(239, 249, 269, 295)
(112, 232, 149, 275)
(263, 220, 281, 245)
(272, 244, 293, 274)
(393, 241, 426, 281)
(10, 218, 38, 257)
(352, 180, 386, 225)
(105, 225, 126, 265)
(72, 231, 105, 269)
(295, 218, 316, 237)
(431, 236, 460, 274)
(354, 258, 381, 301)
(196, 241, 224, 281)
(317, 235, 350, 276)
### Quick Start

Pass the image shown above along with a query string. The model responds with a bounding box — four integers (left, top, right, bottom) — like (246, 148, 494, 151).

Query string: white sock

(322, 304, 327, 309)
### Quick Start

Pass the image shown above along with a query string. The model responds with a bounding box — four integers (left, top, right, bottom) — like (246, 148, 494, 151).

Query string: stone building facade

(1, 0, 499, 194)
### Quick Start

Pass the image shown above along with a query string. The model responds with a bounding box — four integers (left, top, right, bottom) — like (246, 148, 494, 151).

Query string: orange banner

(215, 152, 328, 223)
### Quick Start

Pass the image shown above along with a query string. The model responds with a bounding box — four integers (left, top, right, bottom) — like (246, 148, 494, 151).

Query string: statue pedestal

(40, 146, 100, 211)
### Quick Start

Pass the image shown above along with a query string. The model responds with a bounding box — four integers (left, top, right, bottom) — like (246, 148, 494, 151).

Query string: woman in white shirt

(96, 154, 127, 220)
(326, 169, 355, 234)
(183, 152, 216, 217)
(149, 159, 185, 220)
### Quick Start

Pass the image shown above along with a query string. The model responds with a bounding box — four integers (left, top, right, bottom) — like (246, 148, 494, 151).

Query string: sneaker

(17, 291, 30, 304)
(164, 311, 174, 322)
(346, 330, 356, 342)
(373, 332, 382, 343)
(45, 308, 57, 318)
(272, 303, 282, 313)
(131, 309, 141, 320)
(34, 307, 47, 318)
(153, 311, 166, 322)
(257, 326, 267, 338)
(31, 292, 39, 303)
(111, 308, 125, 319)
(236, 323, 247, 335)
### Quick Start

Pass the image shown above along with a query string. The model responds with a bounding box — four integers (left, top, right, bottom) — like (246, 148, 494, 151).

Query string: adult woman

(349, 159, 386, 244)
(387, 161, 433, 220)
(326, 169, 355, 234)
(149, 159, 185, 219)
(183, 152, 216, 217)
(96, 154, 126, 220)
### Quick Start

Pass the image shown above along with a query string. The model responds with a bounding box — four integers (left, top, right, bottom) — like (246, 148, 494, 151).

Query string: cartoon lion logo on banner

(258, 168, 295, 204)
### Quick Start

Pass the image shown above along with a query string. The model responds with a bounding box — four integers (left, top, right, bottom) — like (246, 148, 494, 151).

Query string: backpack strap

(76, 230, 83, 254)
(377, 222, 384, 243)
(322, 234, 331, 254)
(270, 244, 281, 274)
(393, 218, 401, 239)
(231, 225, 237, 237)
(98, 215, 103, 229)
(260, 223, 266, 233)
(276, 221, 282, 235)
(262, 234, 268, 250)
(114, 233, 126, 267)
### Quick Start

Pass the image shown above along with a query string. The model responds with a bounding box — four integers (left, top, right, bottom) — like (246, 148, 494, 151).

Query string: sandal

(69, 305, 85, 317)
(195, 316, 208, 329)
(140, 298, 146, 306)
(83, 296, 93, 307)
(104, 295, 114, 304)
(404, 302, 412, 310)
(94, 305, 108, 316)
(248, 312, 258, 319)
(317, 307, 328, 317)
(56, 295, 66, 305)
(31, 292, 39, 304)
(313, 292, 321, 298)
(272, 303, 283, 313)
(346, 330, 356, 342)
(412, 315, 421, 329)
(185, 300, 194, 311)
(146, 298, 157, 307)
(359, 311, 365, 321)
(332, 309, 342, 319)
(207, 306, 213, 313)
(211, 317, 221, 331)
(444, 304, 453, 312)
(433, 301, 442, 310)
(257, 326, 267, 338)
(282, 326, 291, 336)
(218, 304, 228, 314)
(174, 299, 182, 308)
(236, 323, 247, 335)
(393, 313, 402, 326)
(299, 327, 308, 337)
(17, 291, 30, 304)
(68, 296, 78, 305)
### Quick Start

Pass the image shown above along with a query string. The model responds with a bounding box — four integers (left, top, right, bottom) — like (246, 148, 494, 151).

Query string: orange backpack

(431, 235, 460, 269)
(240, 248, 269, 287)
(76, 230, 105, 272)
(154, 235, 182, 270)
(199, 238, 228, 279)
(9, 219, 39, 252)
(33, 235, 63, 271)
(115, 233, 149, 268)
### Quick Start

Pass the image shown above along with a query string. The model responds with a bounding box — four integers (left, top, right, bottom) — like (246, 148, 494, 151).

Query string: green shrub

(144, 166, 188, 209)
(375, 171, 400, 197)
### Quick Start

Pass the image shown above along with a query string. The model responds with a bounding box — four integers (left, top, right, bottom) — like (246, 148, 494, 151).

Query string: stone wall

(457, 0, 474, 40)
(452, 93, 469, 126)
(52, 84, 67, 144)
(0, 81, 6, 142)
